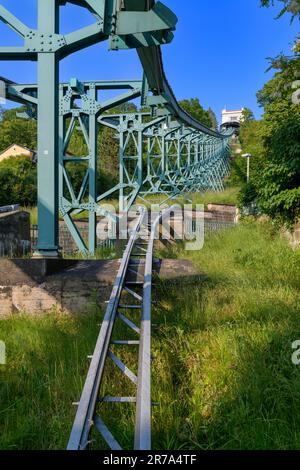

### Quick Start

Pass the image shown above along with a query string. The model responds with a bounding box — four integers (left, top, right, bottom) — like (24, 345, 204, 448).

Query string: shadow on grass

(150, 276, 300, 450)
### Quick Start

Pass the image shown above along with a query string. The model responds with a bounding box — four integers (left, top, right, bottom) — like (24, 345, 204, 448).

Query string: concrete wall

(207, 203, 238, 223)
(0, 210, 31, 257)
(0, 259, 117, 317)
(59, 221, 89, 254)
(32, 207, 238, 255)
(0, 258, 200, 317)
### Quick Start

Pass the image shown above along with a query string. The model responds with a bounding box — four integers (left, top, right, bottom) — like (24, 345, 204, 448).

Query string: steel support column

(35, 0, 60, 257)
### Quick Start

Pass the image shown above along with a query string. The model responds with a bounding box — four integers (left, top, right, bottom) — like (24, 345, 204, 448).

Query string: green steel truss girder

(99, 112, 167, 213)
(0, 0, 234, 256)
(0, 0, 177, 257)
(140, 125, 232, 198)
(4, 73, 232, 254)
(3, 77, 146, 255)
(58, 79, 145, 255)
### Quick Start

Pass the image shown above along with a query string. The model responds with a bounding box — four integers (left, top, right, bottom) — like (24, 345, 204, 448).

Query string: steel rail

(67, 205, 174, 450)
(134, 205, 174, 449)
(67, 207, 146, 450)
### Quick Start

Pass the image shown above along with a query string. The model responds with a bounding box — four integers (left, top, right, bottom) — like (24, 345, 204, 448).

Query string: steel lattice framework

(0, 0, 233, 256)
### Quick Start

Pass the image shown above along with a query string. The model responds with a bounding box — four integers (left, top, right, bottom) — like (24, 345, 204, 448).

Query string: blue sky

(0, 0, 299, 121)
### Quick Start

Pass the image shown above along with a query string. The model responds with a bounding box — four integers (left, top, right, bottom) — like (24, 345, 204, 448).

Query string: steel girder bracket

(109, 2, 178, 50)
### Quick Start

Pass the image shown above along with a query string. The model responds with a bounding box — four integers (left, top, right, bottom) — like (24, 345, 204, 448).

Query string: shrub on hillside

(0, 155, 37, 206)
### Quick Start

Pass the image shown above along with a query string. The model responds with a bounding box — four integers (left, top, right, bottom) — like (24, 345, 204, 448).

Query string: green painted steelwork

(0, 0, 233, 257)
(0, 0, 177, 257)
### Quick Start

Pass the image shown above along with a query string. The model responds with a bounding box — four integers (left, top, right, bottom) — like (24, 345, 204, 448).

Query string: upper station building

(221, 108, 244, 131)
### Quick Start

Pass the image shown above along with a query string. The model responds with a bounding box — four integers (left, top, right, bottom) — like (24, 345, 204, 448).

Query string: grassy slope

(153, 219, 300, 449)
(1, 219, 300, 449)
(0, 313, 99, 450)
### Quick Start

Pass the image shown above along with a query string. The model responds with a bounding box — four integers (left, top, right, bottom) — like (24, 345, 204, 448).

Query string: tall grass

(152, 219, 300, 449)
(0, 312, 99, 450)
(1, 219, 300, 449)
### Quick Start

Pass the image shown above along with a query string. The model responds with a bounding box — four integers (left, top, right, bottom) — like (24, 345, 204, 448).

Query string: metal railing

(0, 204, 20, 214)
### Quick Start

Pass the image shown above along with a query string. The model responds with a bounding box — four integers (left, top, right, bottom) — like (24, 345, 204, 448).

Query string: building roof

(0, 143, 35, 157)
(222, 109, 243, 114)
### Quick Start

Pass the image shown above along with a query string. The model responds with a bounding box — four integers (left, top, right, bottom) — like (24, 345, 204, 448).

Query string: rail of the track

(67, 206, 174, 451)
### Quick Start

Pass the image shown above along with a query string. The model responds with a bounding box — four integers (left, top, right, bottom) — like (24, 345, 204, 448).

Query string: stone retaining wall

(0, 211, 31, 257)
(0, 258, 200, 317)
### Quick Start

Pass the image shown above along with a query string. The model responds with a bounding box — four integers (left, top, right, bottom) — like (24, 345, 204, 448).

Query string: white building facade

(221, 108, 244, 126)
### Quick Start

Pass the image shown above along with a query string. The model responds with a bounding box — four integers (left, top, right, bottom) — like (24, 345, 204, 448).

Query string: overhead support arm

(0, 47, 35, 61)
(62, 22, 106, 58)
(115, 2, 177, 35)
(6, 85, 37, 106)
(109, 1, 178, 50)
(100, 88, 142, 113)
(0, 5, 31, 38)
(59, 0, 106, 19)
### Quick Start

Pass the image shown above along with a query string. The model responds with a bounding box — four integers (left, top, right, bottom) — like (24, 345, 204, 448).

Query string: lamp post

(242, 153, 252, 183)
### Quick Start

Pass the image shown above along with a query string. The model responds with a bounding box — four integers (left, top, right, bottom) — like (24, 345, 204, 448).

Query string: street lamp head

(242, 153, 252, 158)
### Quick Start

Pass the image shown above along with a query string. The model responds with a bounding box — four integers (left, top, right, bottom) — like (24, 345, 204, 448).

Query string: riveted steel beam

(0, 0, 177, 257)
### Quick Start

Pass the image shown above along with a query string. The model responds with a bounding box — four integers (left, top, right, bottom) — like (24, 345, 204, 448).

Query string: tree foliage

(0, 108, 37, 153)
(260, 0, 300, 19)
(234, 2, 300, 226)
(208, 107, 218, 130)
(238, 56, 300, 226)
(0, 155, 37, 206)
(179, 98, 215, 128)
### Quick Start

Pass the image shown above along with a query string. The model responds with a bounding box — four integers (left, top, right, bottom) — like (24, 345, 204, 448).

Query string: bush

(0, 155, 37, 206)
(238, 181, 258, 208)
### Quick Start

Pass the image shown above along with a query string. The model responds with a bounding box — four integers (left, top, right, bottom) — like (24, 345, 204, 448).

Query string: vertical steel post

(35, 0, 59, 257)
(119, 121, 125, 212)
(89, 84, 97, 254)
(137, 114, 143, 189)
(58, 83, 65, 238)
(161, 124, 166, 175)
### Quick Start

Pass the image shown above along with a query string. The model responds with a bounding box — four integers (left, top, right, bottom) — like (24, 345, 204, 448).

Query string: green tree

(238, 57, 300, 225)
(260, 0, 300, 19)
(208, 107, 218, 129)
(235, 3, 300, 224)
(0, 108, 37, 152)
(241, 107, 255, 124)
(0, 155, 37, 206)
(256, 60, 300, 225)
(179, 98, 213, 128)
(237, 118, 265, 207)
